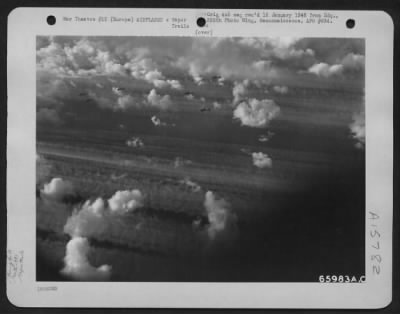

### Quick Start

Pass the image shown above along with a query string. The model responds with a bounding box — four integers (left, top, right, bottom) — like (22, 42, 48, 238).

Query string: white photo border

(7, 8, 393, 308)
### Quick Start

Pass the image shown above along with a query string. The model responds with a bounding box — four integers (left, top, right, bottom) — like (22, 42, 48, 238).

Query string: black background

(0, 0, 399, 312)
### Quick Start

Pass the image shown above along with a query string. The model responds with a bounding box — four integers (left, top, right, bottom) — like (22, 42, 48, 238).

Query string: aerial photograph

(36, 36, 365, 282)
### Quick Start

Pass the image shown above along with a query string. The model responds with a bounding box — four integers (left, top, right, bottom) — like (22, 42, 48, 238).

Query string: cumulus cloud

(147, 89, 172, 110)
(145, 71, 171, 89)
(308, 62, 344, 77)
(37, 38, 125, 76)
(179, 177, 202, 193)
(126, 137, 144, 148)
(151, 115, 167, 126)
(342, 53, 365, 71)
(60, 237, 111, 281)
(212, 101, 222, 109)
(41, 178, 75, 201)
(64, 199, 109, 238)
(144, 69, 163, 82)
(166, 79, 183, 90)
(194, 75, 205, 85)
(64, 189, 144, 238)
(184, 93, 194, 100)
(142, 69, 184, 90)
(108, 190, 144, 214)
(112, 87, 124, 96)
(273, 85, 289, 94)
(110, 87, 141, 110)
(350, 111, 365, 149)
(233, 98, 280, 128)
(252, 152, 272, 168)
(116, 94, 136, 110)
(232, 80, 249, 104)
(307, 52, 364, 78)
(204, 191, 237, 240)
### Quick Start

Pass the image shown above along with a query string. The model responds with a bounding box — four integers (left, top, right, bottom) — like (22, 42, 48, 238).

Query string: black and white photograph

(35, 36, 366, 282)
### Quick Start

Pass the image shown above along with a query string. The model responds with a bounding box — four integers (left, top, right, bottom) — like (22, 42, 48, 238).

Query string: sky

(36, 36, 365, 135)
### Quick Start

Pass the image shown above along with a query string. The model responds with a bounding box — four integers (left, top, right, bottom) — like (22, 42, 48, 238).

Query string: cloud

(252, 60, 272, 72)
(232, 80, 249, 104)
(175, 37, 293, 82)
(41, 178, 75, 201)
(341, 53, 365, 71)
(144, 69, 163, 81)
(115, 94, 136, 110)
(126, 137, 144, 148)
(64, 189, 144, 238)
(111, 86, 124, 96)
(308, 62, 344, 77)
(307, 52, 364, 78)
(60, 237, 112, 281)
(233, 98, 280, 128)
(184, 93, 194, 100)
(166, 79, 183, 90)
(110, 87, 141, 110)
(350, 111, 365, 149)
(143, 70, 183, 90)
(37, 37, 364, 95)
(252, 152, 272, 168)
(273, 85, 289, 94)
(151, 115, 167, 126)
(212, 101, 222, 109)
(179, 177, 202, 193)
(37, 38, 125, 76)
(108, 190, 144, 214)
(193, 75, 205, 86)
(86, 198, 106, 215)
(147, 89, 172, 110)
(64, 199, 109, 238)
(258, 131, 274, 142)
(37, 107, 62, 125)
(204, 191, 237, 240)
